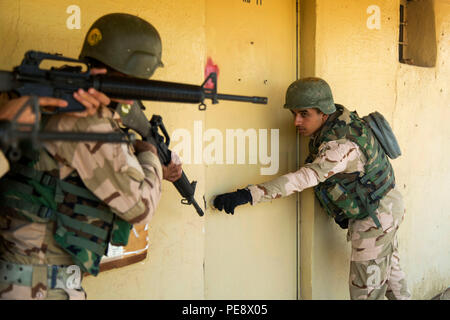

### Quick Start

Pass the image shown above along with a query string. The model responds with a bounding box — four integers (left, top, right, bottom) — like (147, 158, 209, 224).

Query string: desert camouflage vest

(0, 154, 132, 276)
(306, 105, 395, 228)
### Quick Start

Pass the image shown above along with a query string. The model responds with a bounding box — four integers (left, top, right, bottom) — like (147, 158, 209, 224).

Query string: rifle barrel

(191, 198, 204, 217)
(212, 93, 268, 104)
(96, 75, 268, 105)
(97, 76, 204, 104)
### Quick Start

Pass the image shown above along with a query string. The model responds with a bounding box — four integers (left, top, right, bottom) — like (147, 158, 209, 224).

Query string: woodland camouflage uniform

(0, 93, 11, 178)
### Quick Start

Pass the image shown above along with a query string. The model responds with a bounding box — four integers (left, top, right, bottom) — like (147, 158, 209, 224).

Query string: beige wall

(203, 0, 298, 299)
(1, 0, 448, 300)
(0, 0, 298, 299)
(0, 0, 208, 299)
(299, 0, 450, 299)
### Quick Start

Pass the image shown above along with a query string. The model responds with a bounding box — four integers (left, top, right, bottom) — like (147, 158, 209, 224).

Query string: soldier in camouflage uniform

(0, 13, 180, 300)
(213, 77, 411, 300)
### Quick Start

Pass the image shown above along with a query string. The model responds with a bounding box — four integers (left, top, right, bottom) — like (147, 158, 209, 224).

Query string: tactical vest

(0, 154, 132, 276)
(306, 105, 396, 228)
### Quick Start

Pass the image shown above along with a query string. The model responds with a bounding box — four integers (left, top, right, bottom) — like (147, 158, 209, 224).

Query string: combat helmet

(79, 13, 164, 79)
(284, 77, 336, 114)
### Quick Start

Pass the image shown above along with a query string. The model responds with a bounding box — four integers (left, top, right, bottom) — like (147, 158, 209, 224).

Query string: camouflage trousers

(0, 283, 86, 300)
(0, 259, 87, 300)
(349, 242, 411, 300)
(347, 188, 411, 300)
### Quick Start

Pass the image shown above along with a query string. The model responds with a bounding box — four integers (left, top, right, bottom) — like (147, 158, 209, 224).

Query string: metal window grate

(399, 2, 413, 64)
(399, 0, 436, 67)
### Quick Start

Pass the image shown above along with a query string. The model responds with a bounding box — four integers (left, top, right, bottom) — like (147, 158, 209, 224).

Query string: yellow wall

(0, 0, 208, 299)
(0, 0, 298, 299)
(1, 0, 448, 300)
(300, 0, 450, 299)
(203, 0, 298, 299)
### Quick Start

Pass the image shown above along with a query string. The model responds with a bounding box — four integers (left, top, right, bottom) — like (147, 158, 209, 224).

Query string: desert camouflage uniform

(0, 93, 11, 178)
(0, 92, 10, 110)
(248, 137, 411, 300)
(0, 151, 9, 179)
(0, 106, 163, 300)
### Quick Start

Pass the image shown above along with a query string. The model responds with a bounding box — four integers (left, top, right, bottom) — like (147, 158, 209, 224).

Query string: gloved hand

(334, 214, 349, 229)
(213, 188, 252, 215)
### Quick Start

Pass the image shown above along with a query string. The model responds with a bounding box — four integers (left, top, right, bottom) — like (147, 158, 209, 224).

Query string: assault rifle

(118, 101, 204, 216)
(0, 50, 268, 113)
(0, 95, 134, 161)
(0, 51, 267, 216)
(0, 50, 267, 216)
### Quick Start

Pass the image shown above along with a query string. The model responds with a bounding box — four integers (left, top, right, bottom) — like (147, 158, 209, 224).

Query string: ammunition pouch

(309, 105, 396, 228)
(0, 162, 131, 276)
(314, 162, 395, 229)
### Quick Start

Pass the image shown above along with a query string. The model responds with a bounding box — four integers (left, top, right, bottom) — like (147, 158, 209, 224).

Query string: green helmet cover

(79, 13, 164, 79)
(284, 77, 336, 114)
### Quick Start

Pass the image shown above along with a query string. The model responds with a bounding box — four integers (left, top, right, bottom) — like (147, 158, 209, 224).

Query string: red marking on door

(204, 57, 219, 89)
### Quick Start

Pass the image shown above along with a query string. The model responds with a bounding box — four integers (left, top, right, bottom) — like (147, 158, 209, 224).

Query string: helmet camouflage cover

(79, 13, 164, 79)
(284, 77, 336, 114)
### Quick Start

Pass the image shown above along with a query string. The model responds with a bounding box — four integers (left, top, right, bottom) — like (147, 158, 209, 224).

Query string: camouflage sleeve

(303, 139, 366, 183)
(0, 92, 10, 109)
(42, 108, 163, 226)
(248, 139, 366, 204)
(0, 93, 12, 177)
(0, 150, 9, 178)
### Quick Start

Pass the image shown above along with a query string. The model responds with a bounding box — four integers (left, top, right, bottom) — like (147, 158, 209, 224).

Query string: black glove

(334, 214, 349, 229)
(213, 188, 252, 215)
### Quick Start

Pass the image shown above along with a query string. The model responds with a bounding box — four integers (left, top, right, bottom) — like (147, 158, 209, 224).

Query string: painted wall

(203, 0, 298, 300)
(0, 0, 298, 299)
(1, 0, 448, 300)
(299, 0, 450, 299)
(0, 0, 209, 300)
